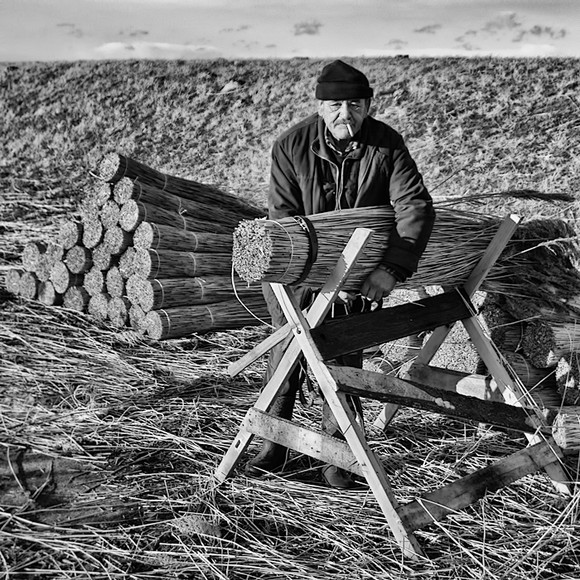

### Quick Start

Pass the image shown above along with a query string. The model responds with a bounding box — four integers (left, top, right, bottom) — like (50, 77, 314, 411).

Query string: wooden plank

(462, 316, 572, 495)
(398, 440, 564, 532)
(244, 408, 364, 476)
(270, 282, 425, 559)
(311, 289, 474, 361)
(374, 214, 521, 431)
(328, 365, 545, 434)
(228, 228, 374, 377)
(214, 228, 374, 482)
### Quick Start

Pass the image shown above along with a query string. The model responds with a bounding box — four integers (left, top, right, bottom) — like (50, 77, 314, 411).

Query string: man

(246, 59, 435, 488)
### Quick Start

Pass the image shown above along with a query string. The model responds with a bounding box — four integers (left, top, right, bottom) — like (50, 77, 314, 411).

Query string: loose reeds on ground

(1, 299, 579, 580)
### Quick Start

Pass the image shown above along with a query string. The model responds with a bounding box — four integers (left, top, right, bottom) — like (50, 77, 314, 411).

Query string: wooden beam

(244, 408, 364, 477)
(398, 440, 565, 532)
(328, 365, 545, 434)
(462, 316, 572, 495)
(311, 289, 474, 361)
(270, 282, 425, 559)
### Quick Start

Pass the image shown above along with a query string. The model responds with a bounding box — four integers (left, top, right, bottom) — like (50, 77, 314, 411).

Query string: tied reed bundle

(96, 151, 265, 218)
(105, 266, 125, 299)
(233, 205, 580, 302)
(522, 319, 580, 368)
(81, 215, 103, 249)
(92, 244, 115, 271)
(21, 241, 47, 272)
(555, 352, 580, 405)
(50, 262, 83, 295)
(551, 407, 580, 450)
(87, 293, 110, 321)
(137, 276, 259, 312)
(103, 225, 133, 256)
(58, 219, 83, 250)
(233, 206, 396, 289)
(108, 297, 132, 328)
(84, 266, 106, 297)
(128, 303, 146, 333)
(133, 221, 233, 253)
(63, 286, 90, 311)
(143, 296, 270, 340)
(131, 180, 244, 229)
(100, 199, 121, 229)
(18, 271, 39, 300)
(4, 268, 23, 295)
(37, 281, 63, 306)
(119, 199, 232, 235)
(112, 177, 135, 205)
(119, 247, 136, 278)
(65, 245, 93, 274)
(502, 351, 557, 391)
(132, 248, 232, 280)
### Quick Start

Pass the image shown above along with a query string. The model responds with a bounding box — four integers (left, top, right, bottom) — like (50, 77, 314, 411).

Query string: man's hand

(360, 268, 397, 302)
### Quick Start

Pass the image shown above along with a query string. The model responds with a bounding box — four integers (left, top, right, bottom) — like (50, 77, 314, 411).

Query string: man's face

(318, 98, 370, 141)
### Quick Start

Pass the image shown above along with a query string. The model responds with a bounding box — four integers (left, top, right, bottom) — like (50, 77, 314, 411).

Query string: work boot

(320, 464, 357, 489)
(245, 394, 295, 477)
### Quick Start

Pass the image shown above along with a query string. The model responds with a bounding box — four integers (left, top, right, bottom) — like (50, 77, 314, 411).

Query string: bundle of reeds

(555, 352, 580, 404)
(521, 319, 580, 368)
(143, 296, 270, 340)
(4, 153, 268, 341)
(233, 205, 580, 303)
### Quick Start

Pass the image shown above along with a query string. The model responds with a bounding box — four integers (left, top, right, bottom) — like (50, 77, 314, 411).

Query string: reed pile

(3, 152, 267, 340)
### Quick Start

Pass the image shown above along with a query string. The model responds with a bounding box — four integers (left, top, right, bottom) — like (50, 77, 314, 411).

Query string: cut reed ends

(556, 352, 580, 405)
(551, 406, 580, 449)
(88, 292, 111, 321)
(63, 286, 90, 311)
(4, 268, 23, 295)
(18, 271, 39, 299)
(58, 219, 83, 250)
(37, 281, 63, 306)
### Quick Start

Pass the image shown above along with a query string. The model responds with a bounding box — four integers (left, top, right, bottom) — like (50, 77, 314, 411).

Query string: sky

(0, 0, 578, 62)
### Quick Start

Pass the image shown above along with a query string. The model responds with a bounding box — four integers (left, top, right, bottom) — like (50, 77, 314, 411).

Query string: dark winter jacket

(269, 113, 435, 279)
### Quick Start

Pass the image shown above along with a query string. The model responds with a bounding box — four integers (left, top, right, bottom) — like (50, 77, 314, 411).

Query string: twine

(195, 277, 205, 300)
(188, 252, 197, 276)
(230, 263, 274, 329)
(267, 219, 297, 285)
(205, 306, 215, 328)
(151, 249, 160, 278)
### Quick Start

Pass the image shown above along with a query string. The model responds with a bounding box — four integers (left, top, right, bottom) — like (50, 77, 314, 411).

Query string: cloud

(94, 41, 222, 60)
(57, 22, 84, 38)
(386, 39, 408, 50)
(414, 24, 441, 34)
(294, 20, 323, 35)
(513, 25, 566, 42)
(483, 11, 521, 34)
(220, 25, 251, 33)
(119, 29, 150, 38)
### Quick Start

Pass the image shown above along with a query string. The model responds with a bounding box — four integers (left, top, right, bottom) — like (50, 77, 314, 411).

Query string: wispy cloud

(57, 22, 84, 38)
(513, 25, 566, 42)
(483, 11, 521, 34)
(294, 20, 323, 36)
(94, 41, 222, 59)
(414, 24, 441, 34)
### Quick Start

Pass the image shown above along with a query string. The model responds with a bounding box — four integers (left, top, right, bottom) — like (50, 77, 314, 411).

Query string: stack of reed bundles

(4, 152, 267, 340)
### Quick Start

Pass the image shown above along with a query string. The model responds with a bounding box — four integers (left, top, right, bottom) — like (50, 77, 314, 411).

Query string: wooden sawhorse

(215, 216, 571, 560)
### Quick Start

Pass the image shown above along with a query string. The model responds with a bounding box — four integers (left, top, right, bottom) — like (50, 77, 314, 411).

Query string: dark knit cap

(315, 60, 373, 100)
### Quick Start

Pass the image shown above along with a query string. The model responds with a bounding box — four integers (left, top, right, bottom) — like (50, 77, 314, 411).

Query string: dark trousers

(262, 283, 363, 435)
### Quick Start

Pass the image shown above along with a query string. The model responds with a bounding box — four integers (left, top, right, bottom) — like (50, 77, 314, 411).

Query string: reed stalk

(551, 406, 580, 449)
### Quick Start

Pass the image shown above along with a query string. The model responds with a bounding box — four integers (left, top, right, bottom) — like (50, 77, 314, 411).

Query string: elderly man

(246, 59, 435, 488)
